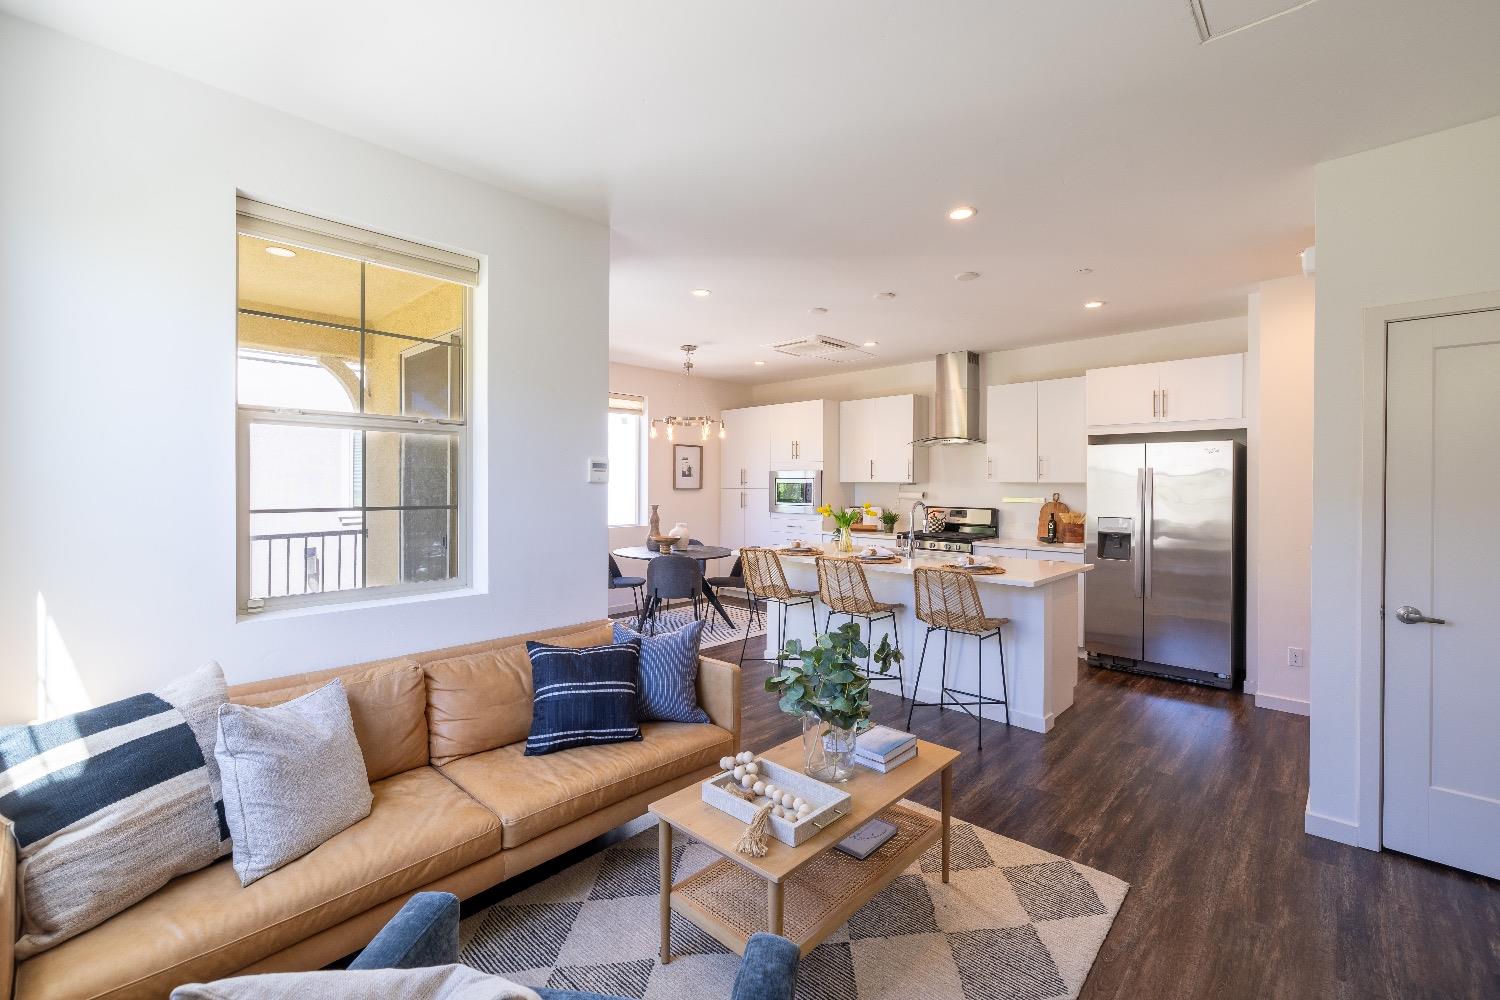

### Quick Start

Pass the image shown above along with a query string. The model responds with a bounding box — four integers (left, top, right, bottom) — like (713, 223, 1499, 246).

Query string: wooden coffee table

(648, 736, 960, 961)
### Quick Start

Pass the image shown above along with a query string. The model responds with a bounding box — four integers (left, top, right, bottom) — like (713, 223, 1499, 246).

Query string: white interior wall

(1308, 113, 1500, 848)
(1247, 276, 1314, 715)
(747, 317, 1248, 539)
(606, 362, 751, 611)
(0, 15, 609, 722)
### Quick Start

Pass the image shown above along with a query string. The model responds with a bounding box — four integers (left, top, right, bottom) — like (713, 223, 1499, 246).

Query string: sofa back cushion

(424, 621, 614, 765)
(229, 660, 427, 782)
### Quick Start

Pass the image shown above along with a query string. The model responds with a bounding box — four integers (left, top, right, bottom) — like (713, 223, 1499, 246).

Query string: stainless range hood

(914, 351, 983, 446)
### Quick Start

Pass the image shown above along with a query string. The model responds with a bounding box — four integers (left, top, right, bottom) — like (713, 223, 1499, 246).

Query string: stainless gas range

(899, 506, 1000, 554)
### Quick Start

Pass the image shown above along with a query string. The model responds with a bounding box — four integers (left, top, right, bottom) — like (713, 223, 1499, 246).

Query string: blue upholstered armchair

(350, 892, 800, 1000)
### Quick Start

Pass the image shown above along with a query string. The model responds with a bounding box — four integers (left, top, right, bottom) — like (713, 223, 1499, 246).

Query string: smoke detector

(766, 335, 872, 362)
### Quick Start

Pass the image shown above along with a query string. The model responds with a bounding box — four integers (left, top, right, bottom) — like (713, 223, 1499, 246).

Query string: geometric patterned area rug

(460, 800, 1128, 1000)
(639, 601, 766, 650)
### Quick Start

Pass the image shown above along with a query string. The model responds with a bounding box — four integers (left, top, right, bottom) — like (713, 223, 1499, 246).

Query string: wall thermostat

(588, 459, 609, 484)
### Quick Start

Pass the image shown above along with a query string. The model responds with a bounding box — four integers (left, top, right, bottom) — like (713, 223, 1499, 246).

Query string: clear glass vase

(836, 524, 855, 552)
(802, 714, 857, 783)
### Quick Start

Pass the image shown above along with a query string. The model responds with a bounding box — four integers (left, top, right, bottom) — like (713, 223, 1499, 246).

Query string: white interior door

(1383, 307, 1500, 879)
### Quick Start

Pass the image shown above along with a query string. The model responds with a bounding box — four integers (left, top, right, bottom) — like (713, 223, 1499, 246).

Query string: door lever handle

(1394, 605, 1447, 625)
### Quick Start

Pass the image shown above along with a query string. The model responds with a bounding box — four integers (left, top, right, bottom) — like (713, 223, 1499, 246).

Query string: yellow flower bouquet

(819, 502, 875, 552)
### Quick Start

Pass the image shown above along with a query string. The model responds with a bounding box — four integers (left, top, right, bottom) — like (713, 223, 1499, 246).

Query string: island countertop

(776, 544, 1091, 588)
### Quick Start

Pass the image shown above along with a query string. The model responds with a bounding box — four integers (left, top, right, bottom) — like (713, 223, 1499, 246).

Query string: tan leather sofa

(1, 620, 740, 1000)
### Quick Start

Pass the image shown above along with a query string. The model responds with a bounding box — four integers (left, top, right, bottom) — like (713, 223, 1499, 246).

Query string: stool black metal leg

(906, 626, 933, 731)
(938, 627, 950, 714)
(977, 629, 984, 750)
(738, 596, 756, 668)
(997, 629, 1011, 726)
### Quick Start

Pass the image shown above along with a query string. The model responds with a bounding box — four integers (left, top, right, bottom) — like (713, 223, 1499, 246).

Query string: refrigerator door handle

(1143, 466, 1154, 598)
(1134, 468, 1146, 598)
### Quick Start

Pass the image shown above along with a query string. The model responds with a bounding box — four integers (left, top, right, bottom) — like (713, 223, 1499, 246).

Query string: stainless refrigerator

(1085, 439, 1245, 688)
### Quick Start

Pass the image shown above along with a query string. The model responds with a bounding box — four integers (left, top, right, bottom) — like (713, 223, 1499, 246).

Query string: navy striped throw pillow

(612, 620, 710, 724)
(524, 639, 643, 756)
(0, 663, 231, 957)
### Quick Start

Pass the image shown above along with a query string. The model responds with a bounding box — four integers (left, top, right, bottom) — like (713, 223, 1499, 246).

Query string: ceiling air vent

(1188, 0, 1322, 42)
(766, 335, 871, 363)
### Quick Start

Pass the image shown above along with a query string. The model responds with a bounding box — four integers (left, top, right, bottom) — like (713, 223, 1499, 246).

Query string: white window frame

(607, 393, 649, 527)
(236, 200, 476, 616)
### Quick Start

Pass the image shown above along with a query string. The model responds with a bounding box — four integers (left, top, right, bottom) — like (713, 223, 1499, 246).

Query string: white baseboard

(1254, 692, 1309, 716)
(1304, 803, 1375, 849)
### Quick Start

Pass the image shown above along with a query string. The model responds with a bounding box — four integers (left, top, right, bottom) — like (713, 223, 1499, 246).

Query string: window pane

(246, 422, 459, 600)
(237, 234, 363, 411)
(364, 262, 464, 419)
(608, 411, 642, 526)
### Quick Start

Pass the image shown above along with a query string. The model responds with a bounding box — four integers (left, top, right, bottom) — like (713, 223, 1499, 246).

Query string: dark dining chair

(639, 554, 707, 634)
(608, 554, 646, 617)
(707, 554, 756, 626)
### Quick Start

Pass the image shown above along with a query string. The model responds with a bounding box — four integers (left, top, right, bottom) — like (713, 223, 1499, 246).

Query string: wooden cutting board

(1036, 493, 1071, 541)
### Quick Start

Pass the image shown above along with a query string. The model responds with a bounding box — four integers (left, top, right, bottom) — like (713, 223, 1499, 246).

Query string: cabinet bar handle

(986, 457, 992, 479)
(1037, 455, 1042, 479)
(1161, 389, 1168, 418)
(907, 459, 912, 481)
(1152, 390, 1160, 418)
(869, 459, 874, 480)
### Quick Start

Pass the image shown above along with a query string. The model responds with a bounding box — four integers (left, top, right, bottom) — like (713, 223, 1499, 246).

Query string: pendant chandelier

(650, 345, 726, 442)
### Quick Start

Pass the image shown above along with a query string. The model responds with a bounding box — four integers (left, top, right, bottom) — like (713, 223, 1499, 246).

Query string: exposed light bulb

(650, 424, 658, 439)
(700, 424, 710, 440)
(718, 423, 726, 440)
(666, 424, 674, 441)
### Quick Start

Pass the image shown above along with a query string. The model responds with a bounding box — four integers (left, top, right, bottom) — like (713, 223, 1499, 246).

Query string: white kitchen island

(764, 546, 1091, 733)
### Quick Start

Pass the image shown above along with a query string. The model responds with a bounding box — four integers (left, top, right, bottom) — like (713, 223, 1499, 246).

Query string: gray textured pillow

(172, 965, 540, 1000)
(215, 679, 372, 886)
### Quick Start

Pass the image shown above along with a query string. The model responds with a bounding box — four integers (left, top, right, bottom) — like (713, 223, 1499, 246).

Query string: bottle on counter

(1046, 511, 1057, 543)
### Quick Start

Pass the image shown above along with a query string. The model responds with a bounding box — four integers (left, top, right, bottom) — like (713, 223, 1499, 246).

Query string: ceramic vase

(646, 505, 661, 550)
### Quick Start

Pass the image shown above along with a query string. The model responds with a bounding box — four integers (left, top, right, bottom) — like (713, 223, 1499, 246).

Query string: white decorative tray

(702, 757, 852, 847)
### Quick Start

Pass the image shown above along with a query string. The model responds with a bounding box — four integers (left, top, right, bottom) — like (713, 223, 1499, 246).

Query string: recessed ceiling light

(1084, 300, 1106, 309)
(874, 291, 897, 300)
(863, 341, 879, 347)
(955, 271, 981, 282)
(265, 246, 296, 258)
(753, 360, 766, 366)
(690, 288, 712, 297)
(947, 206, 978, 221)
(1076, 267, 1093, 275)
(809, 306, 828, 314)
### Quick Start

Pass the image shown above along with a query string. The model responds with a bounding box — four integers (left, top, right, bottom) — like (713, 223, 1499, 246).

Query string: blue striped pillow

(0, 663, 230, 957)
(612, 620, 710, 724)
(524, 640, 643, 756)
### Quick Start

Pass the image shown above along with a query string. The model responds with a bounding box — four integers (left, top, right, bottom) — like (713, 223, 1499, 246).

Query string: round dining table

(611, 544, 737, 630)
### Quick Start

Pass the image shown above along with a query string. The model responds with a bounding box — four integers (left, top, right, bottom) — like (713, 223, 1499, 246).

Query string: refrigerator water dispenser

(1096, 517, 1133, 560)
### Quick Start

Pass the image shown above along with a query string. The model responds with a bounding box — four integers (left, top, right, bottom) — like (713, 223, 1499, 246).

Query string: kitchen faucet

(906, 500, 928, 559)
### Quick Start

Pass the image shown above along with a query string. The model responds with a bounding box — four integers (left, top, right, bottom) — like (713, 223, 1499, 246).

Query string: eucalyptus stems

(764, 621, 904, 732)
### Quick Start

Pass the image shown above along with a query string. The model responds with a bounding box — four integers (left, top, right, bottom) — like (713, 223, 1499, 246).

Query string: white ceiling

(8, 0, 1500, 382)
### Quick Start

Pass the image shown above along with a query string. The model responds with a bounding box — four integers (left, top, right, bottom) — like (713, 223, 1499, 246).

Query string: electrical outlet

(1287, 647, 1305, 669)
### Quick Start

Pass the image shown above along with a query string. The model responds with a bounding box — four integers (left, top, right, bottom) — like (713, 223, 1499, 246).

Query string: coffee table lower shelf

(669, 803, 939, 957)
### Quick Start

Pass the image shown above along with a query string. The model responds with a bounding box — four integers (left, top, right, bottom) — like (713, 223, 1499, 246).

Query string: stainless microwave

(770, 470, 823, 513)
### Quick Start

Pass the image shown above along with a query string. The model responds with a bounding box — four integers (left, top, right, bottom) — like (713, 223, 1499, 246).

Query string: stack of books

(854, 725, 918, 772)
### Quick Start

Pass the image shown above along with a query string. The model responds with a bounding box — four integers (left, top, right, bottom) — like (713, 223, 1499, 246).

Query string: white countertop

(778, 544, 1090, 588)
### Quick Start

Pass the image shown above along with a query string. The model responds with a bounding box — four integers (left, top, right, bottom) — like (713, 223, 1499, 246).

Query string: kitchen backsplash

(845, 444, 1085, 538)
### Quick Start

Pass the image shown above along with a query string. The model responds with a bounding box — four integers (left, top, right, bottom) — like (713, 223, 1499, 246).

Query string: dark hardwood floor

(713, 630, 1500, 1000)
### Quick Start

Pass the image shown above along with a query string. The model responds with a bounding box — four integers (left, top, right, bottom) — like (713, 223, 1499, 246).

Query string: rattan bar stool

(815, 556, 905, 700)
(738, 547, 819, 668)
(906, 567, 1010, 747)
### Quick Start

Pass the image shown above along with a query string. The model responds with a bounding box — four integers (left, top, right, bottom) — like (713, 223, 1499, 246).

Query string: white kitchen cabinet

(769, 512, 822, 548)
(1157, 354, 1243, 422)
(984, 378, 1085, 484)
(719, 406, 771, 488)
(1086, 354, 1244, 429)
(840, 394, 927, 483)
(1036, 377, 1087, 483)
(769, 400, 823, 465)
(720, 488, 771, 549)
(974, 543, 1087, 647)
(984, 383, 1039, 482)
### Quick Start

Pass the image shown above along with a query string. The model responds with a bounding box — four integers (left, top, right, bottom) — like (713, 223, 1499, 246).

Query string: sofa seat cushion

(439, 722, 733, 849)
(14, 767, 501, 1000)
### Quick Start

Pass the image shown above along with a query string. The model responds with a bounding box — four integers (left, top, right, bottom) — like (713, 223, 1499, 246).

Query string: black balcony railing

(250, 529, 365, 599)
